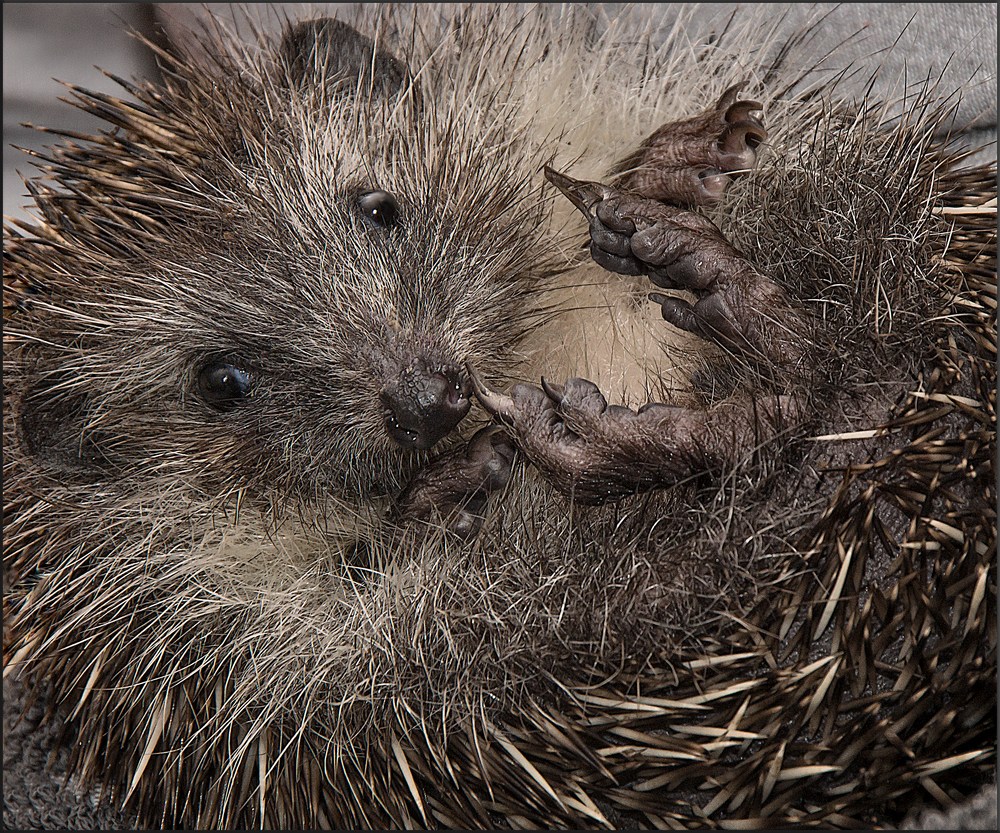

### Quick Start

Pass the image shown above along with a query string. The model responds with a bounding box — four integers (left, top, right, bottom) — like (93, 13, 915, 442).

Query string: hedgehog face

(8, 16, 553, 506)
(163, 18, 559, 501)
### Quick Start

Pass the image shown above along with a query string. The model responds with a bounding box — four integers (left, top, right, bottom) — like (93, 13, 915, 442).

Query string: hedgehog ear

(16, 378, 107, 476)
(278, 17, 410, 100)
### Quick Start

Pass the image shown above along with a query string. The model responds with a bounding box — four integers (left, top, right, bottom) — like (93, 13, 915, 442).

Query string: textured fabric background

(3, 4, 996, 830)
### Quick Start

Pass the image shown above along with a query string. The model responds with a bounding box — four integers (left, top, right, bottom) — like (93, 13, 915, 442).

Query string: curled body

(3, 5, 995, 829)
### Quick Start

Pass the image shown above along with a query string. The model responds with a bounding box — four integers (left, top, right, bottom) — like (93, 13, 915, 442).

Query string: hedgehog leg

(610, 82, 767, 207)
(545, 167, 805, 369)
(472, 372, 801, 503)
(396, 425, 515, 538)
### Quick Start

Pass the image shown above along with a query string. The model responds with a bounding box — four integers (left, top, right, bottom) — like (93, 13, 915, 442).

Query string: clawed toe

(471, 366, 805, 503)
(719, 83, 765, 136)
(610, 80, 767, 206)
(472, 369, 661, 502)
(718, 122, 766, 173)
(396, 424, 516, 539)
(713, 83, 768, 172)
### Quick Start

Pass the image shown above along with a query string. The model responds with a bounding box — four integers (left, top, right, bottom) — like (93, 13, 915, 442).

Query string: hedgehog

(3, 4, 995, 830)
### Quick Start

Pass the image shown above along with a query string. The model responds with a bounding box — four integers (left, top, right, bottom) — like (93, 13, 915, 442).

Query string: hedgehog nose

(382, 365, 472, 450)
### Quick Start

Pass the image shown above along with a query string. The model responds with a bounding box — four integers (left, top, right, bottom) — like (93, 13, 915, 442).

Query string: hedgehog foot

(610, 82, 766, 206)
(545, 167, 804, 369)
(396, 425, 515, 538)
(472, 371, 801, 503)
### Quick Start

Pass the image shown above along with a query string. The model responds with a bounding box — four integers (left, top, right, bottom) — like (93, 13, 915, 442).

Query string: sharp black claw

(648, 291, 670, 307)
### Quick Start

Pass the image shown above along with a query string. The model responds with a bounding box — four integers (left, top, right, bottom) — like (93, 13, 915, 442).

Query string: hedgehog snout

(380, 360, 471, 450)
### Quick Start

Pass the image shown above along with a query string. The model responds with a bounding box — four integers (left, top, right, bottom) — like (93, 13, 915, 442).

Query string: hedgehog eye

(197, 362, 252, 410)
(357, 190, 400, 229)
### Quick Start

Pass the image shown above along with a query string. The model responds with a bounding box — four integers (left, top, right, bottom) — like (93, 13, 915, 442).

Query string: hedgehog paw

(396, 425, 515, 539)
(611, 82, 766, 206)
(472, 370, 803, 503)
(545, 166, 805, 369)
(545, 166, 724, 284)
(546, 165, 734, 285)
(473, 373, 671, 502)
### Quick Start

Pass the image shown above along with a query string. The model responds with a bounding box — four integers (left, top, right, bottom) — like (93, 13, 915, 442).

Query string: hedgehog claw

(543, 165, 611, 216)
(468, 364, 516, 421)
(724, 101, 764, 131)
(539, 377, 565, 403)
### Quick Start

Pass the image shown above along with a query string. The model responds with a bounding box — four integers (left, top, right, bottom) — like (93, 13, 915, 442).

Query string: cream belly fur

(517, 261, 707, 406)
